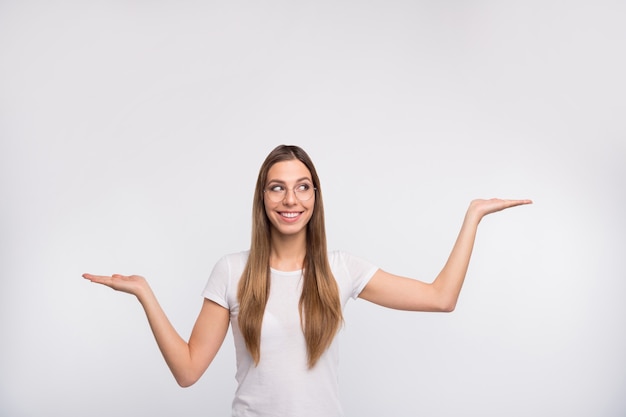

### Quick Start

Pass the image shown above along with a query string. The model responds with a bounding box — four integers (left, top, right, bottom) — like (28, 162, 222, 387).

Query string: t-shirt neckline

(270, 267, 303, 276)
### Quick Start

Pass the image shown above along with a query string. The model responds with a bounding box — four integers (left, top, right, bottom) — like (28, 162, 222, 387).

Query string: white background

(1, 1, 625, 416)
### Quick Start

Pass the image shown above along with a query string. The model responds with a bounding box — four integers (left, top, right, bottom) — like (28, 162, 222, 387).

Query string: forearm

(136, 288, 195, 386)
(431, 210, 481, 311)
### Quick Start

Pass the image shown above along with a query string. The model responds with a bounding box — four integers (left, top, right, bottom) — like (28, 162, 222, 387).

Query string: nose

(283, 188, 297, 205)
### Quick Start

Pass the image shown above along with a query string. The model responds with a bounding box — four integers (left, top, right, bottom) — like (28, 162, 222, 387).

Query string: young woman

(83, 144, 531, 417)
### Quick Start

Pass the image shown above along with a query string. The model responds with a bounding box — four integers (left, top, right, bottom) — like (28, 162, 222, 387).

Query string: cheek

(305, 200, 316, 218)
(263, 199, 273, 217)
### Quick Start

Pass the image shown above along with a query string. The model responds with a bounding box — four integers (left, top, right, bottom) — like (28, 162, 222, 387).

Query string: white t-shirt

(202, 250, 378, 417)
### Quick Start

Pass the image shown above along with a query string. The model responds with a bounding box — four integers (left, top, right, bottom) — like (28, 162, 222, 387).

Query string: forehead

(266, 159, 312, 183)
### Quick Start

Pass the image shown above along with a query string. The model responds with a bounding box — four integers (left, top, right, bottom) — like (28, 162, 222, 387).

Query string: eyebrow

(266, 177, 312, 184)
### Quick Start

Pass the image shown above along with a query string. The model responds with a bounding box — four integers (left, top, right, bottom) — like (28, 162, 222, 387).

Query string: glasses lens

(266, 188, 285, 202)
(295, 185, 314, 201)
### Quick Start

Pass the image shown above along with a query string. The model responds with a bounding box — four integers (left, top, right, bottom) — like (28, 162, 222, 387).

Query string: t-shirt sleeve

(202, 255, 232, 310)
(337, 251, 379, 300)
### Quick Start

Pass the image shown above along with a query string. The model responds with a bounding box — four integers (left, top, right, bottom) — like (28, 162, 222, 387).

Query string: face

(263, 159, 315, 238)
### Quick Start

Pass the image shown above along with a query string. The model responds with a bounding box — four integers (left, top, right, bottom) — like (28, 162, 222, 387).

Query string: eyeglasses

(264, 183, 316, 202)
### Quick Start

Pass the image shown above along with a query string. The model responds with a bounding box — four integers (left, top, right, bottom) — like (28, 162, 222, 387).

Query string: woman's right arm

(82, 273, 230, 387)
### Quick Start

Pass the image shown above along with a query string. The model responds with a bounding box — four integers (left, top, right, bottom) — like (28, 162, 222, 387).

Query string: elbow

(176, 378, 197, 388)
(436, 297, 457, 313)
(177, 380, 194, 388)
(430, 303, 455, 313)
(175, 372, 200, 388)
(429, 284, 458, 312)
(440, 303, 456, 313)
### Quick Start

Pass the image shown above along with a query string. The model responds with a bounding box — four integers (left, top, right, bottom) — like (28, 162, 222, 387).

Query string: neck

(270, 230, 307, 271)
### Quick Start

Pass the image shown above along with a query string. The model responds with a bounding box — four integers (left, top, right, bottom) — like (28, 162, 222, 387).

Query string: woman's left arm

(358, 198, 532, 312)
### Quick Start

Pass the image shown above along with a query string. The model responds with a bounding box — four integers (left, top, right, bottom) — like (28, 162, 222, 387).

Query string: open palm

(469, 198, 532, 219)
(82, 273, 148, 297)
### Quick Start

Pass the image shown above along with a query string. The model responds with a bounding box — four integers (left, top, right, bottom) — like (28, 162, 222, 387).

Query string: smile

(279, 212, 302, 219)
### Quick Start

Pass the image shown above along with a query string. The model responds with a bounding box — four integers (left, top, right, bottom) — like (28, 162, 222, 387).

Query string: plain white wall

(1, 1, 625, 416)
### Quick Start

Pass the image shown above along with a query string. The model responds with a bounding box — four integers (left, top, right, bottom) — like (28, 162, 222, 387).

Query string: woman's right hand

(83, 271, 230, 387)
(82, 273, 150, 298)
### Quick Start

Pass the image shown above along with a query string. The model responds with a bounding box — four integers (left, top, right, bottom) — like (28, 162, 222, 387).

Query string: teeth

(281, 212, 300, 218)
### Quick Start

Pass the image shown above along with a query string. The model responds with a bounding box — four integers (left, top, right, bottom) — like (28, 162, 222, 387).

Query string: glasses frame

(263, 183, 317, 203)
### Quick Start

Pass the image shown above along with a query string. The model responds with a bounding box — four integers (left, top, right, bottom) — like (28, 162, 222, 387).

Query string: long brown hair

(237, 145, 342, 368)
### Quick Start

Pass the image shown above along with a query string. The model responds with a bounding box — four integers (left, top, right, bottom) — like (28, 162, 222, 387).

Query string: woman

(83, 144, 531, 417)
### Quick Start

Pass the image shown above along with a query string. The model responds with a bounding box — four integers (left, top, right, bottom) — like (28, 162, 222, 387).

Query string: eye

(269, 185, 285, 192)
(296, 183, 311, 192)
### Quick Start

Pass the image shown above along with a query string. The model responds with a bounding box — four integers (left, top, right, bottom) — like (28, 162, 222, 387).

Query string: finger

(506, 199, 533, 207)
(82, 273, 103, 281)
(82, 273, 114, 286)
(494, 199, 531, 206)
